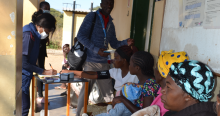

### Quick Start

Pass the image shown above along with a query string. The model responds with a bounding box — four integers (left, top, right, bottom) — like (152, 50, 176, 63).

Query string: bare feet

(36, 97, 45, 103)
(36, 97, 50, 104)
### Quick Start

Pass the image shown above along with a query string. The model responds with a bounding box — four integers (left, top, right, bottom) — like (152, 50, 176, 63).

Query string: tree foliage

(50, 8, 63, 28)
(48, 8, 63, 49)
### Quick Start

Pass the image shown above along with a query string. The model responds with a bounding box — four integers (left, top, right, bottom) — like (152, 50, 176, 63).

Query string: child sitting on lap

(96, 83, 142, 116)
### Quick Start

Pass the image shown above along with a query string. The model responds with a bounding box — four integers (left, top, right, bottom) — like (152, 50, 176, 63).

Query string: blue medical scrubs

(22, 23, 44, 116)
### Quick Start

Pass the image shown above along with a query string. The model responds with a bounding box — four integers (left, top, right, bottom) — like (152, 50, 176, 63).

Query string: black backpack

(67, 13, 96, 70)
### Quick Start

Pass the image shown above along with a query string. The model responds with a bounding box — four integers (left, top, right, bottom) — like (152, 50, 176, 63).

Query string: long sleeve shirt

(22, 32, 44, 74)
(77, 9, 128, 63)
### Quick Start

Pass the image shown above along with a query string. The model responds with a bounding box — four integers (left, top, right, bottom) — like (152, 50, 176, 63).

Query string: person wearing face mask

(22, 10, 57, 116)
(40, 1, 50, 13)
(36, 1, 51, 103)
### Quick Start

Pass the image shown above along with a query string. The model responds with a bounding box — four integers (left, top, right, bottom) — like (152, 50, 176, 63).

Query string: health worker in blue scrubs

(22, 9, 57, 116)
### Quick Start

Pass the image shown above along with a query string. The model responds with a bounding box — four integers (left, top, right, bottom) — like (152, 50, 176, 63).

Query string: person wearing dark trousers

(36, 38, 48, 102)
(75, 0, 134, 115)
(22, 10, 57, 116)
(36, 1, 50, 103)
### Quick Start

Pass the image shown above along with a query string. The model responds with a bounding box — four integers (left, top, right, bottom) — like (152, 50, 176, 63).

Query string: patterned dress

(134, 79, 160, 109)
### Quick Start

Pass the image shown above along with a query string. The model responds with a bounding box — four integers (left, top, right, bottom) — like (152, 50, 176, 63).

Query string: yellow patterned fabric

(158, 50, 189, 78)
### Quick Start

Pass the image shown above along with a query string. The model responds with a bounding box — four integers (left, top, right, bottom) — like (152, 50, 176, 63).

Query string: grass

(47, 28, 63, 49)
(47, 41, 61, 49)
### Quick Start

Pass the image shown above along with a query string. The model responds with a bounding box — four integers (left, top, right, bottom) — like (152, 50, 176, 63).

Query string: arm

(142, 96, 154, 108)
(23, 55, 44, 74)
(61, 70, 112, 79)
(22, 32, 44, 74)
(77, 12, 100, 54)
(22, 32, 56, 75)
(61, 70, 97, 79)
(120, 90, 123, 96)
(113, 96, 154, 113)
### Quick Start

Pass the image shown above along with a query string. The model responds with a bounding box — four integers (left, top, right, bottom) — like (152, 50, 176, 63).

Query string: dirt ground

(35, 49, 78, 116)
(44, 49, 63, 72)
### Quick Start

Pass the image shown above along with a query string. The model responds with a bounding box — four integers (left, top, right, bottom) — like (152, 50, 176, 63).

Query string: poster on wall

(179, 0, 205, 28)
(203, 0, 220, 29)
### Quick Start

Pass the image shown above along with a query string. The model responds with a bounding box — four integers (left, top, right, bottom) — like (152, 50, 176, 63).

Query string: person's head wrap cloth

(116, 47, 130, 63)
(158, 50, 189, 78)
(169, 60, 215, 102)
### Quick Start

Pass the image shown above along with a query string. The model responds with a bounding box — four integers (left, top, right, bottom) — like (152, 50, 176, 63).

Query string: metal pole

(71, 0, 76, 47)
(91, 2, 93, 12)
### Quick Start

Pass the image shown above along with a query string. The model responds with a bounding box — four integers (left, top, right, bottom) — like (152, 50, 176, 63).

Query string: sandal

(54, 86, 66, 90)
(60, 91, 67, 96)
(69, 104, 77, 109)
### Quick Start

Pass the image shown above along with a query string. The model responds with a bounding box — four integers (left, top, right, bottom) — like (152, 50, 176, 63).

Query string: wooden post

(44, 84, 49, 116)
(84, 82, 89, 113)
(66, 83, 71, 116)
(31, 76, 35, 116)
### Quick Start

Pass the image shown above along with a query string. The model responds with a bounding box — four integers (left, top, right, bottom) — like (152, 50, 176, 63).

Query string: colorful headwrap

(122, 83, 142, 101)
(169, 60, 215, 102)
(158, 50, 189, 78)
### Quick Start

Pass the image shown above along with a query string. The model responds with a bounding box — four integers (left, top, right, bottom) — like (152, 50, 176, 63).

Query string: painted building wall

(0, 0, 43, 115)
(160, 0, 220, 101)
(23, 0, 44, 26)
(0, 0, 23, 115)
(110, 0, 133, 41)
(62, 0, 134, 47)
(62, 11, 87, 46)
(149, 0, 166, 67)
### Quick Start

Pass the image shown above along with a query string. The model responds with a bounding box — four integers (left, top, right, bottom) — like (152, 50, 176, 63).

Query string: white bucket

(40, 110, 50, 116)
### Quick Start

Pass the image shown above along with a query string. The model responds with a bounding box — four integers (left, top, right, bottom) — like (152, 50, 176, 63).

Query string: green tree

(47, 8, 63, 49)
(50, 8, 63, 28)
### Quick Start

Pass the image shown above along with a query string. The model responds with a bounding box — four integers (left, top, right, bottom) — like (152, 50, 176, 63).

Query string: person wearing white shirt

(61, 45, 139, 97)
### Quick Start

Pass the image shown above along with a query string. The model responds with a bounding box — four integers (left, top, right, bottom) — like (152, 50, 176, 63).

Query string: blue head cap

(169, 60, 215, 102)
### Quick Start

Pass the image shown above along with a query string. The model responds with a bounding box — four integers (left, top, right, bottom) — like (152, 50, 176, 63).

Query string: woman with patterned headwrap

(161, 60, 216, 116)
(154, 50, 189, 116)
(132, 50, 189, 116)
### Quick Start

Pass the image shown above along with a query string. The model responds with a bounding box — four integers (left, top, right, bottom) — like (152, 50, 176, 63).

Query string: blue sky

(46, 0, 101, 12)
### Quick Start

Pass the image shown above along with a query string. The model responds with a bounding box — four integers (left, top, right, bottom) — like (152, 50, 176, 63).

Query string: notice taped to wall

(203, 0, 220, 29)
(179, 0, 205, 28)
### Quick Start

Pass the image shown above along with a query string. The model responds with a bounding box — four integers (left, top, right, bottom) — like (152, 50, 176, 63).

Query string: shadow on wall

(29, 0, 38, 8)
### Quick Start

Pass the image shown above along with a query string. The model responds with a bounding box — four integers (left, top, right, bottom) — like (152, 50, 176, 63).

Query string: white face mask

(43, 10, 50, 13)
(38, 28, 48, 39)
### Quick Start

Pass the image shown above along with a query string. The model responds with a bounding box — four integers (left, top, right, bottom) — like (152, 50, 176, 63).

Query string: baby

(96, 83, 142, 116)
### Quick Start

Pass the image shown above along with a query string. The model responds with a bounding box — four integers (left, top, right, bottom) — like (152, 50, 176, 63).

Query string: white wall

(62, 12, 87, 47)
(160, 0, 220, 73)
(160, 0, 220, 101)
(62, 11, 73, 47)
